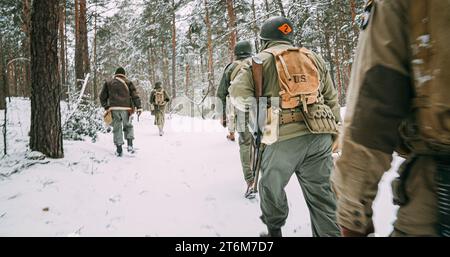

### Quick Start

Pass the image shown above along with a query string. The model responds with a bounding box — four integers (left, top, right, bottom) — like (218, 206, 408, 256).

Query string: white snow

(0, 98, 399, 236)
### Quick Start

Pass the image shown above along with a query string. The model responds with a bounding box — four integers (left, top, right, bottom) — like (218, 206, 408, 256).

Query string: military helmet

(115, 67, 126, 75)
(234, 40, 252, 58)
(259, 16, 294, 42)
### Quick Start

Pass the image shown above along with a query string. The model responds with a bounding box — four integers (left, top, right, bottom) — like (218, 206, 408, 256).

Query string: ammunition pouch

(280, 110, 303, 125)
(300, 103, 338, 134)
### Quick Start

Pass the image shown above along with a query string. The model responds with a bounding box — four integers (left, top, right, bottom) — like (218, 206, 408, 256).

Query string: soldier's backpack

(400, 0, 450, 154)
(263, 47, 338, 135)
(154, 90, 166, 106)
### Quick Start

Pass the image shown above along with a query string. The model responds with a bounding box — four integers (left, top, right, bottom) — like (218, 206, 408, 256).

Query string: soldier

(99, 67, 143, 156)
(229, 16, 341, 237)
(150, 81, 170, 136)
(332, 0, 450, 237)
(217, 40, 256, 199)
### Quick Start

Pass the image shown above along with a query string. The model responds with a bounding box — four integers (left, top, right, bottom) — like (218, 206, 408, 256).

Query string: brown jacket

(99, 74, 142, 110)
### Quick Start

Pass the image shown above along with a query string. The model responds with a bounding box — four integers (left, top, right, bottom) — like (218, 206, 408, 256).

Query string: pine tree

(30, 0, 63, 158)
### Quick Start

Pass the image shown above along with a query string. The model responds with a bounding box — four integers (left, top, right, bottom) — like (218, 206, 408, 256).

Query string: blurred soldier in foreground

(333, 0, 450, 237)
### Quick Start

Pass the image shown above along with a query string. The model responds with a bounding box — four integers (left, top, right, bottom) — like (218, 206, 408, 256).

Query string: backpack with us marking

(154, 90, 166, 106)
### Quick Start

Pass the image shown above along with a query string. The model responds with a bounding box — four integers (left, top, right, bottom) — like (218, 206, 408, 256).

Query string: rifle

(251, 56, 264, 193)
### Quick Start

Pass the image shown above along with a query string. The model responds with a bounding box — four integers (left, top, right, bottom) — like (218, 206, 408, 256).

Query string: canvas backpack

(263, 47, 338, 135)
(264, 47, 320, 111)
(154, 90, 166, 106)
(400, 0, 450, 154)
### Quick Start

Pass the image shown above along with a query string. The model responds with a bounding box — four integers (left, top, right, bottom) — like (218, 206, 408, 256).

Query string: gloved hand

(332, 134, 340, 153)
(332, 138, 340, 153)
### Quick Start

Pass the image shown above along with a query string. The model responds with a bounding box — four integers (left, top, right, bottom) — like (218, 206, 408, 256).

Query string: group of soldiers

(99, 68, 170, 156)
(218, 0, 449, 237)
(97, 0, 449, 237)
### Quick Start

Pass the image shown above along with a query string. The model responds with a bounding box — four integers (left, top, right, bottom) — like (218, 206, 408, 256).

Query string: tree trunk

(333, 21, 343, 105)
(22, 0, 31, 97)
(12, 64, 17, 96)
(171, 0, 177, 99)
(30, 0, 64, 158)
(251, 0, 260, 52)
(74, 0, 83, 90)
(93, 12, 98, 102)
(59, 1, 66, 100)
(64, 3, 69, 100)
(226, 0, 237, 63)
(148, 46, 156, 86)
(185, 62, 190, 96)
(323, 30, 336, 87)
(79, 0, 90, 95)
(276, 0, 286, 17)
(204, 0, 215, 96)
(200, 53, 205, 84)
(0, 35, 5, 110)
(161, 38, 170, 92)
(350, 0, 357, 24)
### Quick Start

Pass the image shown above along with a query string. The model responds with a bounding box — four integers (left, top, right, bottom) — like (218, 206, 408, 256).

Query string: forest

(0, 0, 411, 239)
(0, 0, 364, 157)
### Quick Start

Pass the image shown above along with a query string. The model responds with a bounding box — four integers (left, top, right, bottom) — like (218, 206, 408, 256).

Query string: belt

(280, 111, 303, 125)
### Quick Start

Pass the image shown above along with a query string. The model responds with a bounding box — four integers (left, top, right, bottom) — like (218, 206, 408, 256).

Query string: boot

(227, 132, 235, 141)
(260, 228, 282, 237)
(159, 127, 164, 136)
(115, 145, 123, 157)
(127, 139, 134, 153)
(244, 180, 256, 199)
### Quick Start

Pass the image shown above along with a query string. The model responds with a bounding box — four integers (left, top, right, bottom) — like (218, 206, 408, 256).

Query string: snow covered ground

(0, 99, 400, 237)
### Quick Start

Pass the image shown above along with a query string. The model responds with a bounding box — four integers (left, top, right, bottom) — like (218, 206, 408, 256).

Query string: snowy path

(0, 111, 400, 237)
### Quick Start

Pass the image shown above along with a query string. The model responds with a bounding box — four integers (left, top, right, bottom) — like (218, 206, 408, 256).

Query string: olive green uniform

(111, 110, 134, 146)
(229, 41, 341, 236)
(217, 59, 254, 183)
(332, 0, 449, 236)
(150, 87, 170, 132)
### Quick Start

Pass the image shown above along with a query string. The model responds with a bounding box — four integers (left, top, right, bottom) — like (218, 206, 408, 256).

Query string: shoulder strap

(230, 60, 245, 81)
(115, 77, 130, 93)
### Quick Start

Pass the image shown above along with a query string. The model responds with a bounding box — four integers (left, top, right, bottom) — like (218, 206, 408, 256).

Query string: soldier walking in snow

(150, 81, 170, 136)
(217, 40, 256, 199)
(229, 16, 341, 237)
(99, 67, 143, 156)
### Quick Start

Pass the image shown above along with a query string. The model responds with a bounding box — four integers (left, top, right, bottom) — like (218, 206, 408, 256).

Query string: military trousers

(111, 110, 134, 146)
(259, 133, 340, 237)
(154, 110, 166, 130)
(238, 131, 254, 183)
